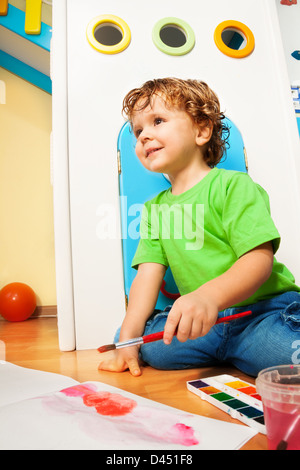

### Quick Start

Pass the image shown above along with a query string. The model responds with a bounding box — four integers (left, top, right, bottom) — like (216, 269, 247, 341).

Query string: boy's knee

(141, 337, 202, 369)
(140, 338, 205, 370)
(140, 342, 177, 369)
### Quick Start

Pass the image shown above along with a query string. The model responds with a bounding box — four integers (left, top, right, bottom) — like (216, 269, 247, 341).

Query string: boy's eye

(154, 117, 163, 125)
(134, 128, 142, 138)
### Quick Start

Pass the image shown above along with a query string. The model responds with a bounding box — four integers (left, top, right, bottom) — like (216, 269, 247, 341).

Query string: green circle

(152, 17, 195, 56)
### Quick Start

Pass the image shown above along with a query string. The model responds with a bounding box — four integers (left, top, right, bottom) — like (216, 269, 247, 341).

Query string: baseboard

(0, 305, 57, 321)
(32, 305, 57, 318)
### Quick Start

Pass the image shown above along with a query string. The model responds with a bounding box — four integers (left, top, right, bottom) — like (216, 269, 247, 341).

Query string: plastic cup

(256, 365, 300, 450)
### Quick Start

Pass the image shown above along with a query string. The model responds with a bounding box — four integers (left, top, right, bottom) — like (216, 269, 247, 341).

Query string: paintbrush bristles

(97, 343, 117, 353)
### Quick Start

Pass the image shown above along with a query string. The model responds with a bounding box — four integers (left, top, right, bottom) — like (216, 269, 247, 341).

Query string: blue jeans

(115, 291, 300, 377)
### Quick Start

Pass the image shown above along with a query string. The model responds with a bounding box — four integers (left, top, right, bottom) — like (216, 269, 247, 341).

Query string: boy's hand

(98, 346, 142, 377)
(163, 243, 274, 346)
(163, 290, 219, 344)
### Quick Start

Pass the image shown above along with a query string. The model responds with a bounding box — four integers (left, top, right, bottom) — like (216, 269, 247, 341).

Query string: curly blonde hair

(122, 77, 229, 167)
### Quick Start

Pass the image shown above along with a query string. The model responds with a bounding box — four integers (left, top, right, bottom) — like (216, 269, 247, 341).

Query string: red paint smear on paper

(60, 384, 137, 417)
(61, 383, 98, 397)
(169, 423, 199, 446)
(60, 384, 199, 445)
(83, 392, 137, 416)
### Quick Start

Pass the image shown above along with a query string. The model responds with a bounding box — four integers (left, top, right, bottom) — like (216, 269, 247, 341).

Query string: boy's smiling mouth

(146, 147, 163, 157)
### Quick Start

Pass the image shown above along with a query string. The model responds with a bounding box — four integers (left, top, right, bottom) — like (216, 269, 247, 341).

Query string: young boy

(98, 78, 300, 377)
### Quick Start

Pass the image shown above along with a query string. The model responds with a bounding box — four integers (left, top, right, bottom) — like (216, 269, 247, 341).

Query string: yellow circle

(86, 15, 131, 54)
(214, 20, 255, 58)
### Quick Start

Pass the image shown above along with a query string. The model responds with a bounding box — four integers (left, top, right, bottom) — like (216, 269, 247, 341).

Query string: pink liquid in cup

(263, 401, 300, 450)
(256, 365, 300, 451)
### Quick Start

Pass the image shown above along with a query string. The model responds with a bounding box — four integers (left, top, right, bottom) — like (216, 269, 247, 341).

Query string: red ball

(0, 283, 36, 322)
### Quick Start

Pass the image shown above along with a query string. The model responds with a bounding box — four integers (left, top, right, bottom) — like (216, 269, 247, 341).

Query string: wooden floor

(0, 317, 268, 450)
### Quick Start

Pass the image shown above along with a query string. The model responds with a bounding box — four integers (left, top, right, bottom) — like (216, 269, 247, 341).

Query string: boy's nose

(140, 127, 153, 143)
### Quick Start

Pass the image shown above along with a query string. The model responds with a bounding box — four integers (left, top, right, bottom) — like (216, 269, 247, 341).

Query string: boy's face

(131, 94, 206, 176)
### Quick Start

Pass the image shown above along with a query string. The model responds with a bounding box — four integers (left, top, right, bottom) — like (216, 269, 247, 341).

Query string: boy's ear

(195, 123, 213, 146)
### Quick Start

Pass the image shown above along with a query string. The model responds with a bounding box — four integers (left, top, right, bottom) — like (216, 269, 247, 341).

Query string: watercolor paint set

(187, 374, 265, 434)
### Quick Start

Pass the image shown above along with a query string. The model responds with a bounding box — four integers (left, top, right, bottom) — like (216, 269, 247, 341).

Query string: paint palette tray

(187, 374, 265, 434)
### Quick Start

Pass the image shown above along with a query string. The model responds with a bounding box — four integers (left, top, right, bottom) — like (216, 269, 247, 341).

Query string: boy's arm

(98, 262, 166, 376)
(119, 262, 167, 340)
(163, 241, 274, 344)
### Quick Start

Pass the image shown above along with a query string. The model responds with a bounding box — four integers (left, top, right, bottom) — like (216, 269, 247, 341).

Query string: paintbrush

(98, 310, 252, 353)
(276, 406, 300, 450)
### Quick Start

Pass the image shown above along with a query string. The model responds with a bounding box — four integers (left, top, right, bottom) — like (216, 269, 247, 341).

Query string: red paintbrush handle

(216, 310, 252, 324)
(142, 331, 164, 344)
(142, 310, 252, 344)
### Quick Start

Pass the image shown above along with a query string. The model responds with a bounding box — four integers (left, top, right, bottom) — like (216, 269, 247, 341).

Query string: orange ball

(0, 283, 36, 322)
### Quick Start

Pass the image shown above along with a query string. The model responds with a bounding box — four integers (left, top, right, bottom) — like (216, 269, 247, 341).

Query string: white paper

(0, 362, 257, 449)
(0, 361, 78, 407)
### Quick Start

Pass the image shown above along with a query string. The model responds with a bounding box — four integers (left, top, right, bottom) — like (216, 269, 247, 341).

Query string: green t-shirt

(132, 168, 300, 307)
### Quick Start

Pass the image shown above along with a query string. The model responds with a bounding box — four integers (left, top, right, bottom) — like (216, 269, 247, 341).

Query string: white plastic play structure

(51, 0, 300, 351)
